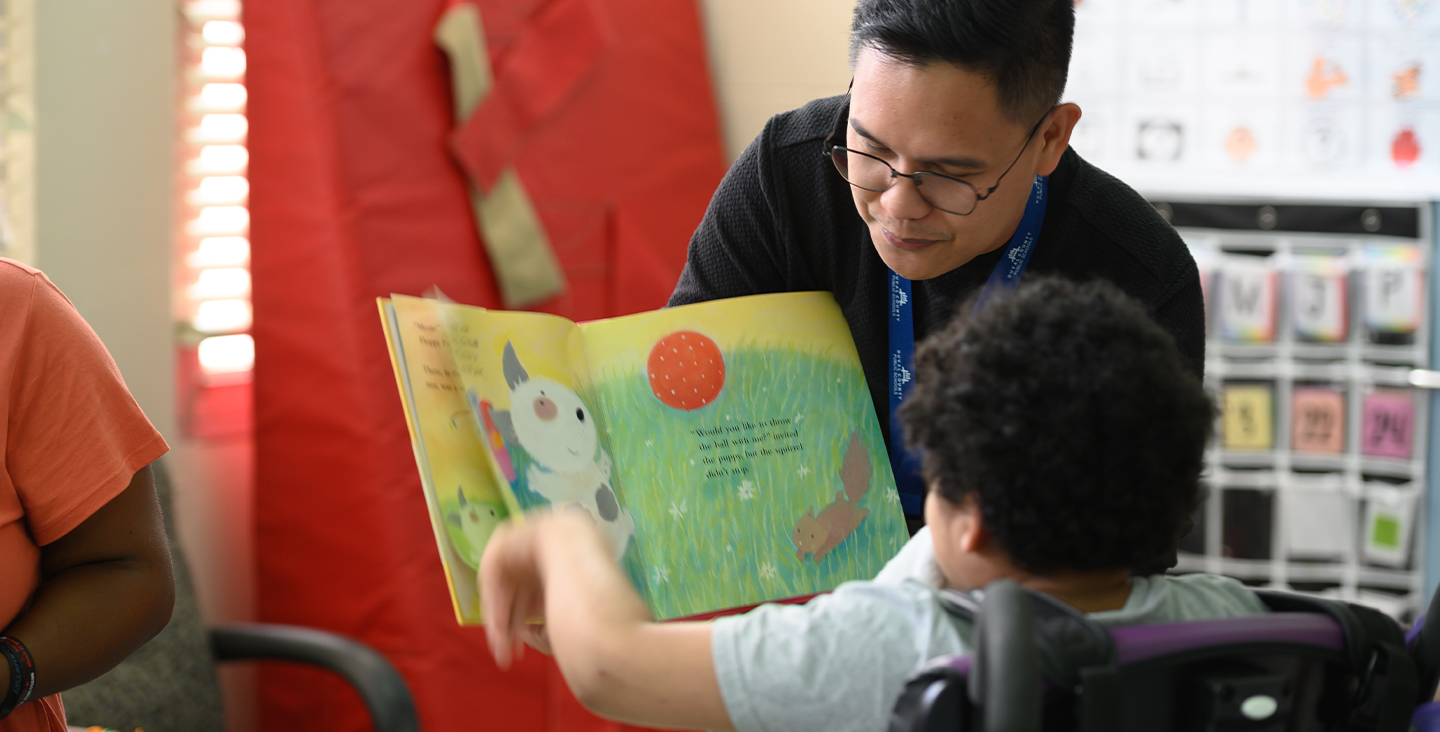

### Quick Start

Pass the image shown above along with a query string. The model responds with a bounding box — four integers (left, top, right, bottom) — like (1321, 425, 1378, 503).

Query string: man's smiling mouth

(882, 228, 940, 248)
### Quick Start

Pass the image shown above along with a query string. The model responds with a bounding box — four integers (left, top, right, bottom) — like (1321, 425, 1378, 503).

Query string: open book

(379, 291, 907, 624)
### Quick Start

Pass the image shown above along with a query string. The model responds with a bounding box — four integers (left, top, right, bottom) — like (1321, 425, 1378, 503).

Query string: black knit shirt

(670, 95, 1205, 452)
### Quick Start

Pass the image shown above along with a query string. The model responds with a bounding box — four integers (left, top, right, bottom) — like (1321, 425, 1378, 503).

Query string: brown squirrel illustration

(792, 432, 871, 563)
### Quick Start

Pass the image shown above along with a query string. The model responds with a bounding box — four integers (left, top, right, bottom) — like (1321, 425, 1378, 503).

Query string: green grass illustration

(585, 344, 907, 620)
(494, 345, 907, 620)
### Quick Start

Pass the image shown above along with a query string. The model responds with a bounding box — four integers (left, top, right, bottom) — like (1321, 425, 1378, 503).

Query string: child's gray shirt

(711, 529, 1268, 732)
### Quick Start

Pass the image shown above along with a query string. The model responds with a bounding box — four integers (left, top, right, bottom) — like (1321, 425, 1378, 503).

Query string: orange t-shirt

(0, 259, 169, 730)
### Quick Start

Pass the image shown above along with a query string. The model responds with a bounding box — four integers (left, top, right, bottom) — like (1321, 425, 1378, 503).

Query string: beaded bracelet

(0, 636, 35, 719)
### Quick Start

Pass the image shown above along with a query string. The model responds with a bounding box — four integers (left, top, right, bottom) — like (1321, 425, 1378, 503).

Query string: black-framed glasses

(823, 97, 1051, 216)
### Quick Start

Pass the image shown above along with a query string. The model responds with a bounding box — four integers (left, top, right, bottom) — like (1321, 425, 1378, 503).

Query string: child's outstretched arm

(481, 511, 733, 731)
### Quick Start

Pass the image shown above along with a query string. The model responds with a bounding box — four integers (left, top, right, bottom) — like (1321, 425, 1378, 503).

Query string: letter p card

(1361, 246, 1423, 340)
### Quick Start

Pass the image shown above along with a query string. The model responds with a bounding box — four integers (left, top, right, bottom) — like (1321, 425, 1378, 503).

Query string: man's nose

(878, 172, 932, 220)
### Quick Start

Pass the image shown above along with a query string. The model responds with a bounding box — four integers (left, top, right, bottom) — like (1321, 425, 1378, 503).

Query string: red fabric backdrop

(246, 0, 727, 729)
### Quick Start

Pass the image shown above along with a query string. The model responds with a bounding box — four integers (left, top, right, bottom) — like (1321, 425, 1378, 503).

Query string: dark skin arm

(1, 463, 175, 700)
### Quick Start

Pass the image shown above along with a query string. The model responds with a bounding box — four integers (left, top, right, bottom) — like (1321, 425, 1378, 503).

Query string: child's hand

(479, 510, 600, 668)
(520, 622, 553, 655)
(480, 511, 729, 731)
(479, 519, 545, 669)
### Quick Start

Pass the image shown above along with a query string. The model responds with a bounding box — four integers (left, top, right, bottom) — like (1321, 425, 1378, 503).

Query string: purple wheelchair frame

(890, 580, 1440, 732)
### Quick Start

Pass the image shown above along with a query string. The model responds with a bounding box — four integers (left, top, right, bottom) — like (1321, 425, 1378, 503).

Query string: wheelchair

(890, 579, 1440, 732)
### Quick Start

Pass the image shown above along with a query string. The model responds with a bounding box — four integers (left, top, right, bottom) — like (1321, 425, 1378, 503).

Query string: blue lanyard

(889, 175, 1048, 515)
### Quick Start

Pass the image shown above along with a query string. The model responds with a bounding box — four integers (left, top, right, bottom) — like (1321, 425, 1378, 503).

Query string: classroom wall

(700, 0, 857, 161)
(33, 0, 175, 441)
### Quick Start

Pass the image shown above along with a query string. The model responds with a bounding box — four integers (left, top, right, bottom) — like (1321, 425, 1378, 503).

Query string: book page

(433, 298, 651, 604)
(381, 297, 514, 625)
(578, 291, 907, 620)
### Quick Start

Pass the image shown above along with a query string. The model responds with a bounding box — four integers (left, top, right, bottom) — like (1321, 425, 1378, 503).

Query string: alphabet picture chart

(1072, 0, 1439, 617)
(1067, 0, 1440, 196)
(1165, 202, 1430, 620)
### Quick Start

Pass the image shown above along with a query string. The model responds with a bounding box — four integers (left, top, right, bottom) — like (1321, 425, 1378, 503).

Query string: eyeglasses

(824, 103, 1050, 216)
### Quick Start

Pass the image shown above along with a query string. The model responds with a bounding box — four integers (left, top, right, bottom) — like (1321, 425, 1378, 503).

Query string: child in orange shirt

(0, 259, 173, 730)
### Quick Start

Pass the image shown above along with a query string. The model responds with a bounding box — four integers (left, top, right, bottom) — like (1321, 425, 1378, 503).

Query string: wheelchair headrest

(916, 612, 1345, 680)
(1109, 612, 1346, 665)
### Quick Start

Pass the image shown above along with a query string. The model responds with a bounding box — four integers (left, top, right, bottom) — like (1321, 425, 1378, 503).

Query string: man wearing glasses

(669, 0, 1203, 540)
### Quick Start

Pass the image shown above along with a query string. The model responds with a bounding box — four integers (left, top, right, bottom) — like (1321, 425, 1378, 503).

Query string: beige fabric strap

(435, 4, 566, 309)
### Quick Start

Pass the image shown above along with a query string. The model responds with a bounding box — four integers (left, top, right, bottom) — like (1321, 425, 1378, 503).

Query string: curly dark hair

(899, 277, 1213, 574)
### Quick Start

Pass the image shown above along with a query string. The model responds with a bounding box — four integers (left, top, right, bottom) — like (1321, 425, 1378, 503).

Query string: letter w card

(1219, 256, 1278, 343)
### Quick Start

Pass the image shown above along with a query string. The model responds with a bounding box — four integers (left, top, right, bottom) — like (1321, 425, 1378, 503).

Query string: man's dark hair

(849, 0, 1075, 125)
(899, 277, 1213, 574)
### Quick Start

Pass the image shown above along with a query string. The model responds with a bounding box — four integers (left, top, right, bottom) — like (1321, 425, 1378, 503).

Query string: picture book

(380, 295, 524, 624)
(380, 291, 908, 624)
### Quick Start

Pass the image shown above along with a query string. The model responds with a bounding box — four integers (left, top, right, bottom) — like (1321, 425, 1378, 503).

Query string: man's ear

(1034, 102, 1081, 177)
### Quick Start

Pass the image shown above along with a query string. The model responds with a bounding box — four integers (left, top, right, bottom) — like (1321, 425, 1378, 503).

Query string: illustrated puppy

(492, 341, 636, 558)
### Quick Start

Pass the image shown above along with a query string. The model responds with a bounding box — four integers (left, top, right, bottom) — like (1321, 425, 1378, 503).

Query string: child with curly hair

(480, 277, 1263, 732)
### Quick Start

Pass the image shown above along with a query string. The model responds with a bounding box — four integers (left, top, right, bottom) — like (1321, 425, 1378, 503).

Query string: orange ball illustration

(647, 331, 725, 410)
